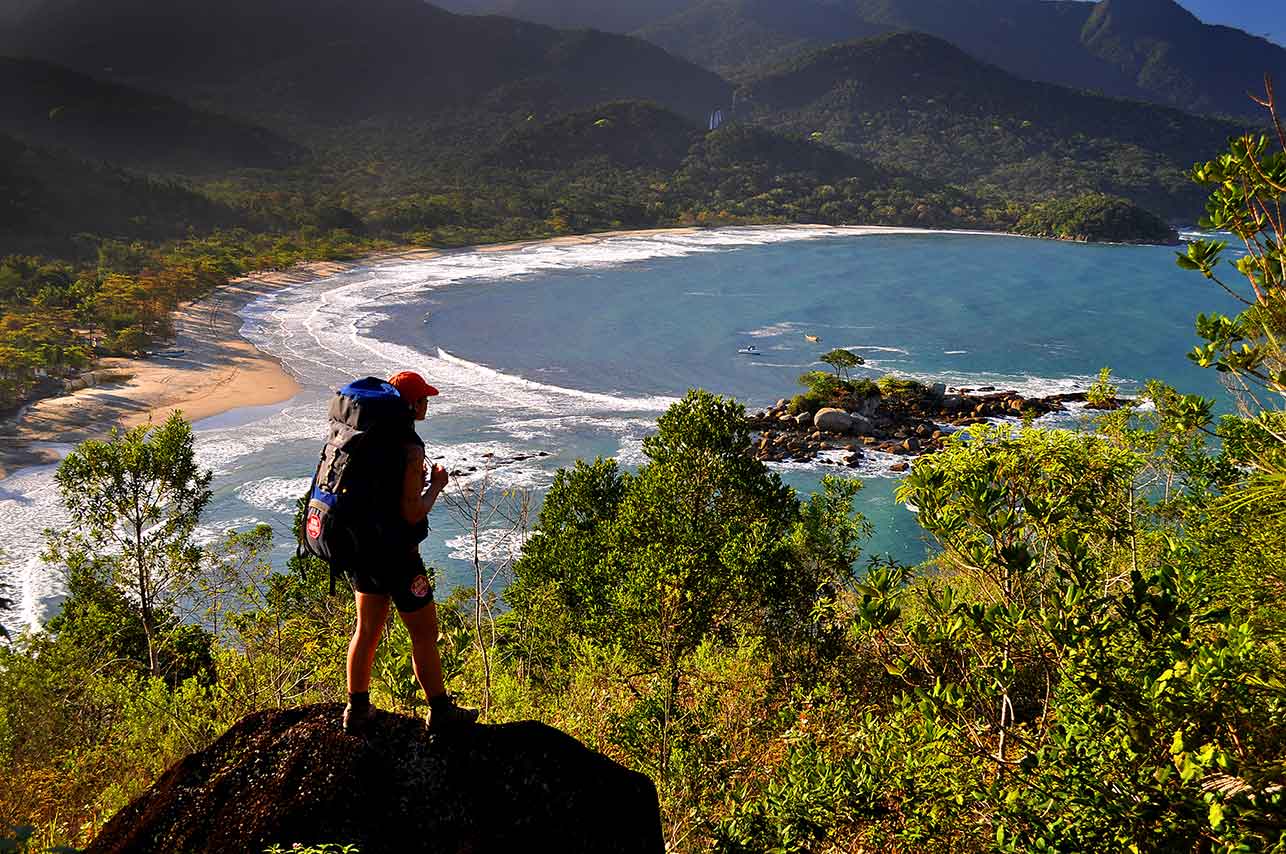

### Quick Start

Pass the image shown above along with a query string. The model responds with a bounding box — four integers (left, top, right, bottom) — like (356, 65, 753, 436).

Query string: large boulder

(854, 395, 881, 418)
(814, 408, 855, 434)
(84, 704, 662, 854)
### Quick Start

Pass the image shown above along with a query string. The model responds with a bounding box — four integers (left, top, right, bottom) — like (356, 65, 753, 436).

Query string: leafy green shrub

(797, 373, 880, 411)
(797, 370, 843, 400)
(786, 392, 823, 415)
(841, 377, 879, 400)
(720, 421, 1286, 851)
(876, 375, 928, 399)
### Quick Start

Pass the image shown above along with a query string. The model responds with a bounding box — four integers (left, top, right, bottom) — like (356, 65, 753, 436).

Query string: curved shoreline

(0, 224, 1027, 482)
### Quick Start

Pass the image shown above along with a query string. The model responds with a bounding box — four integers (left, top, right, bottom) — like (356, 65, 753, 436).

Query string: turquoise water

(0, 227, 1235, 628)
(388, 232, 1220, 406)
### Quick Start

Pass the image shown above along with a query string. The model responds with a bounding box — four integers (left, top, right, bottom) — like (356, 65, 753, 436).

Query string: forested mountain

(635, 0, 888, 74)
(434, 0, 692, 33)
(740, 32, 1252, 219)
(835, 0, 1286, 119)
(0, 0, 1252, 238)
(438, 0, 1286, 119)
(485, 101, 702, 172)
(1076, 0, 1286, 116)
(0, 133, 242, 257)
(0, 0, 731, 130)
(0, 58, 300, 175)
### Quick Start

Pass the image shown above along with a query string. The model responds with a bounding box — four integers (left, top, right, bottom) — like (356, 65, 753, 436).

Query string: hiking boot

(427, 695, 479, 732)
(343, 701, 377, 735)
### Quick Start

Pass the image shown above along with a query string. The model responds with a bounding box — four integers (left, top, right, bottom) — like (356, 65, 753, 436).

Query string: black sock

(428, 693, 449, 710)
(348, 691, 370, 709)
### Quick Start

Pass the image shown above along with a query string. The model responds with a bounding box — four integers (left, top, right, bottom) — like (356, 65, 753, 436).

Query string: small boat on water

(738, 345, 760, 355)
(804, 334, 821, 343)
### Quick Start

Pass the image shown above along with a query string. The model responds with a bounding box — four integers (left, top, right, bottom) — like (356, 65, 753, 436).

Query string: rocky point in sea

(747, 382, 1121, 472)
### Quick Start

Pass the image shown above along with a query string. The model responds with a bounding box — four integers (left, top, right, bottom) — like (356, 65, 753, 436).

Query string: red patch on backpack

(306, 511, 322, 540)
(410, 574, 430, 599)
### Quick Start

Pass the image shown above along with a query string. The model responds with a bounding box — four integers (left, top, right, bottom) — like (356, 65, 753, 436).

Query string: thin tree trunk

(134, 507, 159, 678)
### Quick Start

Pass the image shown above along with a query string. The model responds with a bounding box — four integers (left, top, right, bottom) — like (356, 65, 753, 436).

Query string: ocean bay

(0, 227, 1230, 629)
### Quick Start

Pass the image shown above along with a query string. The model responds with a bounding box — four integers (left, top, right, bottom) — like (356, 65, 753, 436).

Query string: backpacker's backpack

(300, 377, 419, 587)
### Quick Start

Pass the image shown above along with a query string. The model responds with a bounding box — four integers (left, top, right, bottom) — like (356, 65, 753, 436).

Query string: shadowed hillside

(0, 57, 301, 175)
(741, 32, 1254, 219)
(0, 133, 243, 257)
(0, 0, 731, 128)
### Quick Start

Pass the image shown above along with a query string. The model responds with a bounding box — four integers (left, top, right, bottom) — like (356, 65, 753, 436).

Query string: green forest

(2, 90, 1285, 854)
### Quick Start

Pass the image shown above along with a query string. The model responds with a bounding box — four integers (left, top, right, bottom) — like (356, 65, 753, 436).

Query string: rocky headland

(748, 381, 1119, 471)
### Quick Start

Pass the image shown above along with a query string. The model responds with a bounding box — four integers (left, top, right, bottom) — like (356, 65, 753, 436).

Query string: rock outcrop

(814, 407, 856, 434)
(748, 389, 1124, 465)
(84, 704, 663, 854)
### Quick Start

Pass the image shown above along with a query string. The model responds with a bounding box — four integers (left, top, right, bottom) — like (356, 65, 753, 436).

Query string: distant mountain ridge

(0, 0, 731, 128)
(0, 0, 1261, 254)
(740, 32, 1253, 219)
(436, 0, 1286, 119)
(433, 0, 692, 33)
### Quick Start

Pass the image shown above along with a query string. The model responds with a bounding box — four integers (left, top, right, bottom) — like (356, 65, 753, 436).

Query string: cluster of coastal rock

(748, 383, 1108, 470)
(445, 450, 551, 478)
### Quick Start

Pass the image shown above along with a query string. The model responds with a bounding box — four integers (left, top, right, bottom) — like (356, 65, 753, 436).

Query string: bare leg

(347, 592, 391, 694)
(397, 602, 446, 701)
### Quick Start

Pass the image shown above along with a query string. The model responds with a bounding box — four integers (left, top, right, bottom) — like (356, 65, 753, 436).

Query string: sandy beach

(0, 279, 298, 480)
(0, 228, 736, 480)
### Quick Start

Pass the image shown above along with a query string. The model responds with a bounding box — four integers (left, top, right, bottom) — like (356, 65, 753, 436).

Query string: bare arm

(401, 445, 445, 524)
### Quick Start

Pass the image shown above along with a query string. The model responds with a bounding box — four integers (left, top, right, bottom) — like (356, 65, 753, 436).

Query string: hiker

(302, 370, 478, 734)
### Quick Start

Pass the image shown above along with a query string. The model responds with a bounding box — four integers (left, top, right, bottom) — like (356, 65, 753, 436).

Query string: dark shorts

(344, 551, 435, 614)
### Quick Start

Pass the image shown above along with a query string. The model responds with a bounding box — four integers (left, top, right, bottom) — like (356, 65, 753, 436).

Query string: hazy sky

(1177, 0, 1283, 46)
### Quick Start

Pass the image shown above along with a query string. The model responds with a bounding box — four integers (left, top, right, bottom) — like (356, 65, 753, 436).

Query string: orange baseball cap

(388, 371, 439, 401)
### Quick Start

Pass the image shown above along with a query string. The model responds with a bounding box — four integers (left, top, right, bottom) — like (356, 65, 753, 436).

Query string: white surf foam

(434, 349, 677, 413)
(193, 517, 269, 547)
(842, 344, 912, 355)
(743, 321, 803, 338)
(444, 527, 532, 565)
(238, 477, 313, 515)
(766, 448, 913, 480)
(0, 460, 70, 632)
